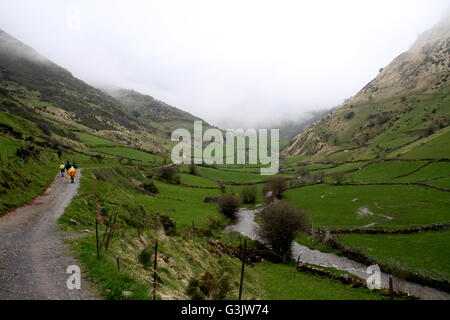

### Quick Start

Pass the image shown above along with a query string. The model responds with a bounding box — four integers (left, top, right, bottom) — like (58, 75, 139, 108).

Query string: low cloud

(0, 0, 448, 128)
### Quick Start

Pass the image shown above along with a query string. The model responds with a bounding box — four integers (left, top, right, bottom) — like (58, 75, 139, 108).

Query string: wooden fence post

(153, 241, 158, 301)
(238, 239, 247, 300)
(389, 277, 394, 299)
(95, 218, 100, 260)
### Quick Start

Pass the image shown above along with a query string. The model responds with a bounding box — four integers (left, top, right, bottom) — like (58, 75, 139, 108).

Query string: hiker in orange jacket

(67, 166, 77, 184)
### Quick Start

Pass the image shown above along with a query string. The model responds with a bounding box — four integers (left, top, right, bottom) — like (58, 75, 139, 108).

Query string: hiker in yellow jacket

(59, 164, 65, 177)
(67, 166, 77, 184)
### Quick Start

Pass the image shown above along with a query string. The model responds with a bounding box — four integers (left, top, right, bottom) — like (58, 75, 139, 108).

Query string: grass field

(179, 173, 220, 188)
(397, 130, 450, 159)
(318, 161, 367, 175)
(251, 262, 391, 300)
(284, 184, 450, 230)
(336, 230, 450, 281)
(75, 132, 121, 147)
(347, 161, 428, 182)
(428, 176, 450, 189)
(96, 146, 162, 163)
(394, 161, 450, 182)
(0, 136, 21, 158)
(137, 181, 222, 228)
(196, 166, 269, 183)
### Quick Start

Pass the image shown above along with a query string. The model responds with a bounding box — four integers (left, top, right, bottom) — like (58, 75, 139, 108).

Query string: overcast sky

(0, 0, 448, 128)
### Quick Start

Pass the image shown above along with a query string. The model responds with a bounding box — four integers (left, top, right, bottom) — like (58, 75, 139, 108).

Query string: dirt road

(0, 170, 98, 300)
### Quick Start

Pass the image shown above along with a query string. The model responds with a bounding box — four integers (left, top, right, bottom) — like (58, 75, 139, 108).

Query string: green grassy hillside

(284, 17, 450, 161)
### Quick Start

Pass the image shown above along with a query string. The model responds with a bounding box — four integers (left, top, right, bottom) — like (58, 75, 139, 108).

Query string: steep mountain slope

(106, 88, 214, 136)
(0, 28, 209, 155)
(285, 17, 450, 161)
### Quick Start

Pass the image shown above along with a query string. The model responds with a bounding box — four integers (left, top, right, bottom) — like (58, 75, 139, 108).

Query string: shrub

(376, 113, 391, 125)
(141, 181, 159, 194)
(312, 172, 324, 183)
(330, 173, 346, 185)
(205, 216, 226, 232)
(217, 194, 240, 220)
(0, 123, 23, 139)
(424, 125, 435, 137)
(186, 270, 232, 300)
(159, 165, 180, 184)
(344, 111, 355, 120)
(159, 214, 177, 236)
(93, 154, 104, 163)
(241, 186, 256, 204)
(263, 177, 288, 201)
(15, 144, 39, 161)
(255, 203, 310, 261)
(297, 167, 309, 178)
(188, 163, 198, 175)
(138, 247, 153, 268)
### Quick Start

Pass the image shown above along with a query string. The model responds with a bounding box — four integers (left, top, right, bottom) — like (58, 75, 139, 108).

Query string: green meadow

(336, 230, 450, 281)
(284, 184, 449, 230)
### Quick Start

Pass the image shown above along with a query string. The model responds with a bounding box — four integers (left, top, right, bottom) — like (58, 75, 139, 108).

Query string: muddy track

(0, 170, 98, 300)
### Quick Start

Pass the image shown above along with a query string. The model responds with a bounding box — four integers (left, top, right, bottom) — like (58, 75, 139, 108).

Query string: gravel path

(0, 170, 98, 300)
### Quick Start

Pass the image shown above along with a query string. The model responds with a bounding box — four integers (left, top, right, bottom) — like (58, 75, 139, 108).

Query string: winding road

(0, 170, 98, 300)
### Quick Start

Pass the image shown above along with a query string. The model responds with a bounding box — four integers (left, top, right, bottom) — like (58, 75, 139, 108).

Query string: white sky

(0, 0, 448, 128)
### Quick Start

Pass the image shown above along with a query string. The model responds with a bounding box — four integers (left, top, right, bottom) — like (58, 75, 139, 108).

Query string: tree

(141, 180, 159, 194)
(189, 163, 198, 175)
(159, 165, 180, 184)
(297, 167, 309, 178)
(241, 186, 256, 204)
(217, 194, 240, 220)
(255, 203, 309, 261)
(330, 172, 345, 185)
(263, 177, 288, 201)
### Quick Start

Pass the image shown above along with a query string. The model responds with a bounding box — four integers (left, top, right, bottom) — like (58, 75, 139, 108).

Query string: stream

(223, 208, 450, 300)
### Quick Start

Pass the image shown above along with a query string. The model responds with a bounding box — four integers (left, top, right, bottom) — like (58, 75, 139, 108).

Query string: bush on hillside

(255, 203, 310, 261)
(297, 167, 309, 178)
(158, 214, 177, 236)
(217, 194, 240, 220)
(15, 144, 40, 161)
(263, 177, 288, 201)
(159, 165, 180, 184)
(138, 247, 153, 268)
(186, 269, 232, 300)
(344, 111, 355, 120)
(330, 173, 346, 185)
(241, 185, 256, 204)
(141, 180, 159, 194)
(189, 163, 198, 175)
